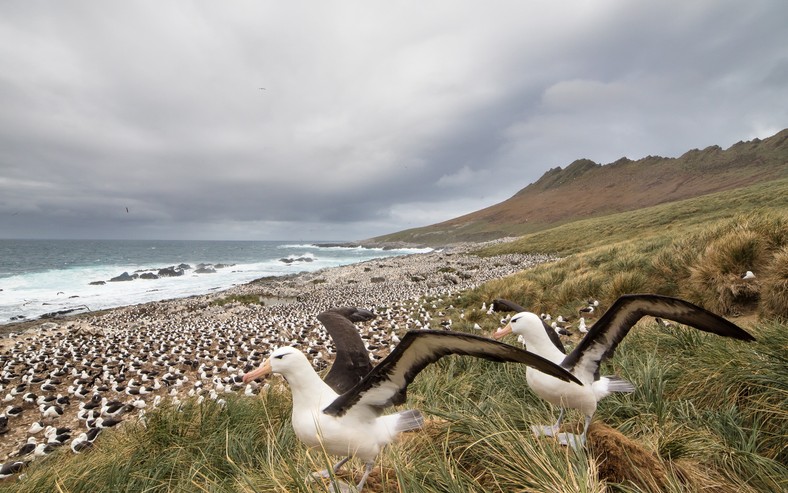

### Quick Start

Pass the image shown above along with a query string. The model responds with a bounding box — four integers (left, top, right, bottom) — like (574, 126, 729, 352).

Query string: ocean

(0, 239, 431, 325)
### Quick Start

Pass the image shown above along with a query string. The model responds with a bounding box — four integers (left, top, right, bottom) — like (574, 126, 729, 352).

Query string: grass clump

(760, 245, 788, 320)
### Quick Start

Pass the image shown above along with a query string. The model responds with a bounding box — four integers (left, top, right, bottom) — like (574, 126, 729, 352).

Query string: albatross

(243, 326, 580, 492)
(492, 294, 756, 447)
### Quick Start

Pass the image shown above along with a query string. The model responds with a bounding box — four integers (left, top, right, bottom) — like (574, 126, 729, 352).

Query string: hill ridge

(369, 128, 788, 246)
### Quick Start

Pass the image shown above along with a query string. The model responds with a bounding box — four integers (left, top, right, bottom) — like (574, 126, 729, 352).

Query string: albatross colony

(0, 244, 556, 471)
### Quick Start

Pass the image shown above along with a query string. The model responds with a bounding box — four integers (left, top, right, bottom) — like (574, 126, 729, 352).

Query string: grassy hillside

(371, 129, 788, 246)
(2, 165, 786, 492)
(464, 179, 788, 319)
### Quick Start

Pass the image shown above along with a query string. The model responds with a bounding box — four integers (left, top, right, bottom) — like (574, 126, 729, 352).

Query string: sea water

(0, 239, 430, 324)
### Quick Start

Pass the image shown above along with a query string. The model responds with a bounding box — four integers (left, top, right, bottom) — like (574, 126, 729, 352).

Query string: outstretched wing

(491, 298, 526, 312)
(318, 307, 376, 394)
(322, 330, 581, 417)
(562, 294, 755, 380)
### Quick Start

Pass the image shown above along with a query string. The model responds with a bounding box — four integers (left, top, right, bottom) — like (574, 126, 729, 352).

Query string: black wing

(492, 298, 526, 312)
(318, 307, 376, 394)
(494, 299, 565, 353)
(561, 294, 756, 380)
(322, 330, 581, 417)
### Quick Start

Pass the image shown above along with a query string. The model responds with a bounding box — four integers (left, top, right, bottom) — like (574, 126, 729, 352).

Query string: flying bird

(493, 294, 755, 448)
(243, 328, 580, 492)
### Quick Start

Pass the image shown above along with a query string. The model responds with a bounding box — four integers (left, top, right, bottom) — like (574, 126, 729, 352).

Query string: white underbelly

(291, 409, 389, 462)
(526, 368, 597, 415)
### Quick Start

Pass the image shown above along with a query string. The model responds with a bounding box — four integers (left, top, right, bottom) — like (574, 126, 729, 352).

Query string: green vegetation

(3, 179, 786, 492)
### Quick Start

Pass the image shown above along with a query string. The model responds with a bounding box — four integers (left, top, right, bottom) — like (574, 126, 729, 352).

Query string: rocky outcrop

(158, 267, 184, 277)
(279, 257, 314, 264)
(109, 272, 136, 282)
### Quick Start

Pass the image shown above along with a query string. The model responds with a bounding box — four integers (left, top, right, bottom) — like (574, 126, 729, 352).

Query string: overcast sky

(1, 1, 786, 241)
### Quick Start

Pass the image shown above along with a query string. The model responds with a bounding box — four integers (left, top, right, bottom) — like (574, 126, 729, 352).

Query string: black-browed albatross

(243, 326, 581, 492)
(492, 293, 756, 447)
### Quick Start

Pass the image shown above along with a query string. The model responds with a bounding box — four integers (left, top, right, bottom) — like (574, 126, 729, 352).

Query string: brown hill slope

(370, 129, 788, 246)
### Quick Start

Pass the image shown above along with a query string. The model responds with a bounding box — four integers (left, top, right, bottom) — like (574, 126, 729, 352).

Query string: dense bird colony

(0, 244, 557, 470)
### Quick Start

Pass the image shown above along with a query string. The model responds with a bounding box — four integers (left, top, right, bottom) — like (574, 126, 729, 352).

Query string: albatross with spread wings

(243, 308, 581, 492)
(492, 294, 756, 447)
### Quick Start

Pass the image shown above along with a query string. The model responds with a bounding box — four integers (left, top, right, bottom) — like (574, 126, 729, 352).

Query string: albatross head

(493, 311, 568, 359)
(493, 312, 542, 341)
(242, 346, 307, 384)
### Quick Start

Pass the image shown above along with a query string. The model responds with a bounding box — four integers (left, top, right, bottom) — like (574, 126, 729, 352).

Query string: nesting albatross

(243, 311, 580, 492)
(493, 293, 756, 448)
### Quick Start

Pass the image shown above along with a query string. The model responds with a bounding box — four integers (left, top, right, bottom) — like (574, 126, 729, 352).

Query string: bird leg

(320, 460, 373, 493)
(557, 414, 591, 449)
(355, 461, 375, 492)
(531, 408, 564, 438)
(308, 456, 350, 480)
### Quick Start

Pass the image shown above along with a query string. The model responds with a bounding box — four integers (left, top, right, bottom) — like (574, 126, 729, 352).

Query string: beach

(0, 241, 556, 463)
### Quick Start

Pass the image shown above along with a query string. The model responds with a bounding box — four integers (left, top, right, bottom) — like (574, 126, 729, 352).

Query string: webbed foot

(557, 432, 586, 449)
(530, 424, 560, 437)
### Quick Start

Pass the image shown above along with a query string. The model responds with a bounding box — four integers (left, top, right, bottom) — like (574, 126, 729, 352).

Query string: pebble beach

(0, 241, 557, 465)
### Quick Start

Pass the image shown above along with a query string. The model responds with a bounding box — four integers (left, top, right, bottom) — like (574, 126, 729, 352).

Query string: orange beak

(493, 323, 512, 340)
(242, 358, 272, 384)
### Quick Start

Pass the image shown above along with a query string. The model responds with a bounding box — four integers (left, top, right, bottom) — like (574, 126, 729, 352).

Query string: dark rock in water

(195, 266, 216, 274)
(109, 272, 136, 282)
(89, 281, 106, 286)
(158, 267, 184, 277)
(10, 315, 26, 321)
(41, 306, 89, 319)
(279, 257, 314, 264)
(69, 295, 79, 298)
(178, 263, 192, 270)
(315, 242, 360, 248)
(214, 263, 234, 269)
(139, 272, 159, 280)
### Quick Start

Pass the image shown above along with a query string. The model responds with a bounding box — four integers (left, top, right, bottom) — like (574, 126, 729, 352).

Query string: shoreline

(0, 241, 556, 462)
(0, 239, 514, 334)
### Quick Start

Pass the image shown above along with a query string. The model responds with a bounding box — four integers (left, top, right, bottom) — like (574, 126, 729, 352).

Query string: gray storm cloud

(1, 1, 786, 240)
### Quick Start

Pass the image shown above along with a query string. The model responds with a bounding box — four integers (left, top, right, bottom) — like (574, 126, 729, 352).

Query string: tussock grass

(2, 322, 785, 492)
(761, 245, 788, 320)
(6, 322, 784, 492)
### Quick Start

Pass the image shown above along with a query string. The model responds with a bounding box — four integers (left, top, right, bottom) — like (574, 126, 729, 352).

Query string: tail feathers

(605, 375, 635, 393)
(395, 409, 424, 433)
